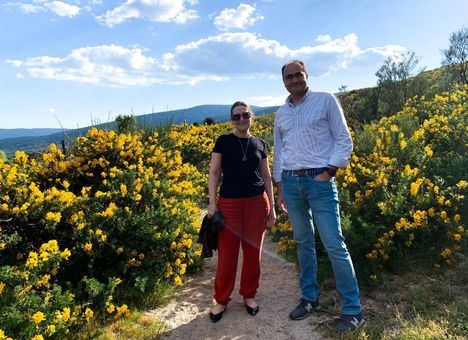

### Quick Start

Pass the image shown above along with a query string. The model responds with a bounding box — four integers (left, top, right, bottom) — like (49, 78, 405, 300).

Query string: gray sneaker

(335, 314, 364, 333)
(289, 298, 320, 320)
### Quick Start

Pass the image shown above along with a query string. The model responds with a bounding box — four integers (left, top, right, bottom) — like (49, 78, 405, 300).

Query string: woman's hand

(207, 203, 218, 218)
(267, 207, 276, 227)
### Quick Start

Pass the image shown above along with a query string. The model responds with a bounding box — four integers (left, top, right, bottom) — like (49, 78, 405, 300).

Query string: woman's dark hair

(230, 101, 250, 118)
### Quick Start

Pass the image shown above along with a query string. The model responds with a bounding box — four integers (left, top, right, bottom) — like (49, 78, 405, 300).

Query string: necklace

(237, 136, 250, 162)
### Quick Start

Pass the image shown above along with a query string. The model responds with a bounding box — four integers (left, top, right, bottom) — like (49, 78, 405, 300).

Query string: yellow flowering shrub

(270, 86, 467, 279)
(0, 128, 205, 338)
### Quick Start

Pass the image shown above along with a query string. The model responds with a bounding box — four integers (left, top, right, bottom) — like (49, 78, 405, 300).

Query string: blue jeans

(281, 172, 361, 315)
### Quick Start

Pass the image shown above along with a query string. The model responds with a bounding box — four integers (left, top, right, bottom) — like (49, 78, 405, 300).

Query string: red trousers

(214, 193, 269, 305)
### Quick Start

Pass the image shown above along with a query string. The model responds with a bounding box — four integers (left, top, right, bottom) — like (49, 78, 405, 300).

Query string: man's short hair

(281, 60, 308, 78)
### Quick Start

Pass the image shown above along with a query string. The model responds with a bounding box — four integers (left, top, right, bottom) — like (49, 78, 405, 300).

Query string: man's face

(283, 62, 308, 96)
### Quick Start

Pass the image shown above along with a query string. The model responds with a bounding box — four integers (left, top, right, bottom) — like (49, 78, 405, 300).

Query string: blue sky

(0, 0, 467, 129)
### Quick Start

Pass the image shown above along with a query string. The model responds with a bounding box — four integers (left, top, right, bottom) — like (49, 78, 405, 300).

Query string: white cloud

(7, 33, 407, 87)
(214, 3, 264, 31)
(7, 1, 80, 17)
(6, 44, 226, 86)
(45, 1, 80, 17)
(172, 32, 407, 77)
(17, 3, 45, 13)
(47, 108, 56, 113)
(96, 0, 198, 27)
(249, 95, 285, 107)
(367, 45, 407, 58)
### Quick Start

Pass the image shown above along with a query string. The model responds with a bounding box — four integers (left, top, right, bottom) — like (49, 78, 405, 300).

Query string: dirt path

(148, 236, 333, 339)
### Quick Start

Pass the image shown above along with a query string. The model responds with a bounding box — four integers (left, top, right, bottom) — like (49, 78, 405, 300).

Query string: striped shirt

(273, 90, 353, 183)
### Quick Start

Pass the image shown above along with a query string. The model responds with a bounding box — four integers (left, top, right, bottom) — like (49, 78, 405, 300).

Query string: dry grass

(312, 260, 468, 339)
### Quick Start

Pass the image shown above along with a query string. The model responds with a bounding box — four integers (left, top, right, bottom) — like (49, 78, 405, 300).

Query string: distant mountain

(0, 104, 278, 156)
(0, 128, 62, 140)
(134, 104, 278, 126)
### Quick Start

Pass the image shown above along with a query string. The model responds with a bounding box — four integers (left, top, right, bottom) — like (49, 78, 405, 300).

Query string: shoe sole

(289, 306, 321, 320)
(335, 318, 365, 333)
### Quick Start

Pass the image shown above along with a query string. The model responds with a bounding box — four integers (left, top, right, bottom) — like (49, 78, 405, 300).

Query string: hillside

(0, 128, 63, 140)
(0, 104, 278, 156)
(0, 65, 452, 157)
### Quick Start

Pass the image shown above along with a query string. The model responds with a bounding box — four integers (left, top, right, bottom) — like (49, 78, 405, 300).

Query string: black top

(213, 133, 268, 198)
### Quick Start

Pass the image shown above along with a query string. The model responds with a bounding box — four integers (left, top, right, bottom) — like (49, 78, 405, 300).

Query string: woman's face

(231, 105, 252, 134)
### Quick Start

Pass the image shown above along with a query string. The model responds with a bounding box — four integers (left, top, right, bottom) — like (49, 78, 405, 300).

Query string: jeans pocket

(311, 176, 332, 183)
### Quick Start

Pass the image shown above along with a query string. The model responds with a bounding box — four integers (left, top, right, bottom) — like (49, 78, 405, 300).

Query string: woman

(207, 101, 276, 322)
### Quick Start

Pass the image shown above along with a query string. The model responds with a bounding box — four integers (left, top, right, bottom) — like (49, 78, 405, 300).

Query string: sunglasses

(284, 71, 305, 81)
(231, 112, 252, 121)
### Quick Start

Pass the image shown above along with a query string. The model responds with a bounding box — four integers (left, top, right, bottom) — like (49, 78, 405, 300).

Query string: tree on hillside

(115, 114, 138, 134)
(442, 26, 468, 85)
(338, 87, 380, 126)
(376, 51, 421, 115)
(203, 117, 216, 125)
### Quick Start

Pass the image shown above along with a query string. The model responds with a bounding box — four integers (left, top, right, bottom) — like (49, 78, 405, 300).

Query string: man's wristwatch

(325, 167, 337, 177)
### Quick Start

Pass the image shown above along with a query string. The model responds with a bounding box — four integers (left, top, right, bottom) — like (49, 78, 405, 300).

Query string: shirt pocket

(302, 109, 330, 138)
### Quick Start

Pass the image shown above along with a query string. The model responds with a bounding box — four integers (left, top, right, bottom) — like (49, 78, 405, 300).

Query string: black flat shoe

(209, 307, 226, 323)
(245, 304, 259, 316)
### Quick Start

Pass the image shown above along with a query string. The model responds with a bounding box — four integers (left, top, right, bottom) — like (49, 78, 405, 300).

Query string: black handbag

(210, 211, 225, 231)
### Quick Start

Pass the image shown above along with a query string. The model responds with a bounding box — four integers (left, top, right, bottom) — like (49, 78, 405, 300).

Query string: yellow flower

(61, 248, 71, 260)
(456, 180, 467, 188)
(174, 275, 183, 286)
(0, 282, 5, 295)
(0, 329, 13, 340)
(32, 311, 45, 324)
(26, 251, 39, 268)
(85, 308, 94, 322)
(84, 243, 93, 252)
(441, 248, 452, 259)
(400, 140, 407, 149)
(120, 184, 128, 196)
(424, 146, 433, 156)
(410, 181, 420, 196)
(62, 307, 71, 322)
(395, 218, 409, 230)
(99, 202, 118, 218)
(46, 324, 56, 333)
(106, 305, 115, 313)
(31, 336, 44, 340)
(37, 274, 51, 287)
(45, 211, 62, 223)
(115, 304, 129, 319)
(454, 214, 461, 222)
(14, 150, 29, 165)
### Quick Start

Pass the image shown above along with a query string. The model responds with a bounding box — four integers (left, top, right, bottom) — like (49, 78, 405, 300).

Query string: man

(273, 60, 363, 333)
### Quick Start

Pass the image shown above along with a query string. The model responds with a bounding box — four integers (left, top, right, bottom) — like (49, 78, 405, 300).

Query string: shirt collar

(286, 88, 312, 107)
